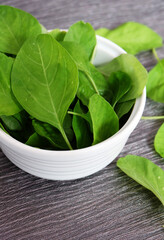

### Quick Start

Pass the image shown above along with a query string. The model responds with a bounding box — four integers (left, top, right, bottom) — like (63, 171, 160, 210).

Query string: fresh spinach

(89, 94, 119, 145)
(98, 53, 148, 102)
(0, 5, 42, 54)
(96, 22, 162, 55)
(11, 34, 78, 150)
(154, 123, 164, 158)
(0, 53, 22, 116)
(64, 21, 96, 60)
(49, 29, 66, 41)
(117, 155, 164, 205)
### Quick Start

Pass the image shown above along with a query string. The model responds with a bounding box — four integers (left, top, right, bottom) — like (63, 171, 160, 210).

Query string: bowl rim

(0, 35, 146, 156)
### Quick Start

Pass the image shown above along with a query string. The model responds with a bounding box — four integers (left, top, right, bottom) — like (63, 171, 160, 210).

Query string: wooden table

(0, 0, 164, 239)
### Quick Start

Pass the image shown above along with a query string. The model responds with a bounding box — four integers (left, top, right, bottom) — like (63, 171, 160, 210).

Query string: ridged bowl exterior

(0, 36, 146, 180)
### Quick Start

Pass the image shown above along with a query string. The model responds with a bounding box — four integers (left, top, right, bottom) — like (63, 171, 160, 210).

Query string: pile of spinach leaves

(0, 5, 147, 150)
(97, 21, 164, 205)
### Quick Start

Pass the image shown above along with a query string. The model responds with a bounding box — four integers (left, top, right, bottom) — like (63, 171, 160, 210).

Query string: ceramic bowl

(0, 36, 146, 180)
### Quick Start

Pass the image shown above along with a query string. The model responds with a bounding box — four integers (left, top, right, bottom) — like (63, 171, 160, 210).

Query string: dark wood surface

(0, 0, 164, 239)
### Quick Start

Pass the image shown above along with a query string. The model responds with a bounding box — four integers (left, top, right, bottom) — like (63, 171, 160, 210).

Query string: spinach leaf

(147, 59, 164, 103)
(0, 122, 8, 134)
(49, 29, 66, 41)
(96, 22, 162, 55)
(89, 94, 119, 145)
(0, 53, 22, 115)
(11, 34, 78, 150)
(61, 41, 111, 105)
(117, 155, 164, 205)
(32, 119, 69, 150)
(115, 99, 135, 119)
(0, 5, 42, 55)
(108, 71, 131, 107)
(72, 101, 92, 149)
(98, 54, 148, 102)
(64, 21, 96, 59)
(26, 132, 51, 149)
(154, 123, 164, 158)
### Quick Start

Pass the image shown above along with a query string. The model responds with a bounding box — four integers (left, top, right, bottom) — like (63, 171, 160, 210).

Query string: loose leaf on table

(115, 99, 135, 119)
(48, 29, 66, 41)
(0, 5, 42, 55)
(32, 119, 70, 150)
(154, 123, 164, 158)
(11, 34, 78, 149)
(72, 101, 92, 149)
(98, 54, 148, 102)
(61, 41, 111, 105)
(89, 94, 119, 145)
(0, 53, 21, 116)
(96, 22, 162, 55)
(146, 59, 164, 103)
(64, 21, 96, 60)
(108, 71, 131, 107)
(117, 155, 164, 205)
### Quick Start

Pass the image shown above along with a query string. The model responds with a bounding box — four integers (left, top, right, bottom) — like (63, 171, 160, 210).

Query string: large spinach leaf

(11, 34, 78, 149)
(0, 5, 42, 55)
(117, 155, 164, 205)
(96, 22, 162, 55)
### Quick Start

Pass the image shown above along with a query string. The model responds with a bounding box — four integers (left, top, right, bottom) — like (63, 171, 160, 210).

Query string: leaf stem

(152, 48, 160, 62)
(59, 127, 73, 150)
(68, 110, 83, 118)
(84, 71, 100, 95)
(142, 116, 164, 120)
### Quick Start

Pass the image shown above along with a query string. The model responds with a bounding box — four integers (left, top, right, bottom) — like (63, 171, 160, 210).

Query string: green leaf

(115, 99, 135, 119)
(26, 132, 51, 149)
(0, 5, 42, 54)
(147, 59, 164, 103)
(98, 54, 148, 102)
(11, 34, 78, 150)
(61, 41, 111, 105)
(89, 94, 119, 145)
(0, 122, 8, 134)
(32, 119, 69, 150)
(154, 123, 164, 158)
(108, 71, 131, 107)
(117, 155, 164, 205)
(64, 21, 96, 59)
(48, 29, 66, 41)
(0, 53, 21, 115)
(72, 101, 92, 149)
(96, 22, 163, 55)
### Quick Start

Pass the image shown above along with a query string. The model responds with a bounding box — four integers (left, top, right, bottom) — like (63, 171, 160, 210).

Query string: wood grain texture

(0, 0, 164, 239)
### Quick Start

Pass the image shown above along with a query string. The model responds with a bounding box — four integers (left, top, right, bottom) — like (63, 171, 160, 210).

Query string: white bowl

(0, 36, 146, 180)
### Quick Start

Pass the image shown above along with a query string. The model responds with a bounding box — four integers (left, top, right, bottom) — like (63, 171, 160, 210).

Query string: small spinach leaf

(147, 59, 164, 103)
(11, 34, 78, 149)
(89, 94, 119, 145)
(115, 99, 135, 119)
(96, 22, 162, 55)
(72, 101, 92, 149)
(0, 53, 21, 115)
(108, 71, 131, 107)
(154, 123, 164, 158)
(117, 155, 164, 205)
(98, 54, 147, 102)
(0, 5, 42, 54)
(26, 132, 51, 149)
(64, 21, 96, 59)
